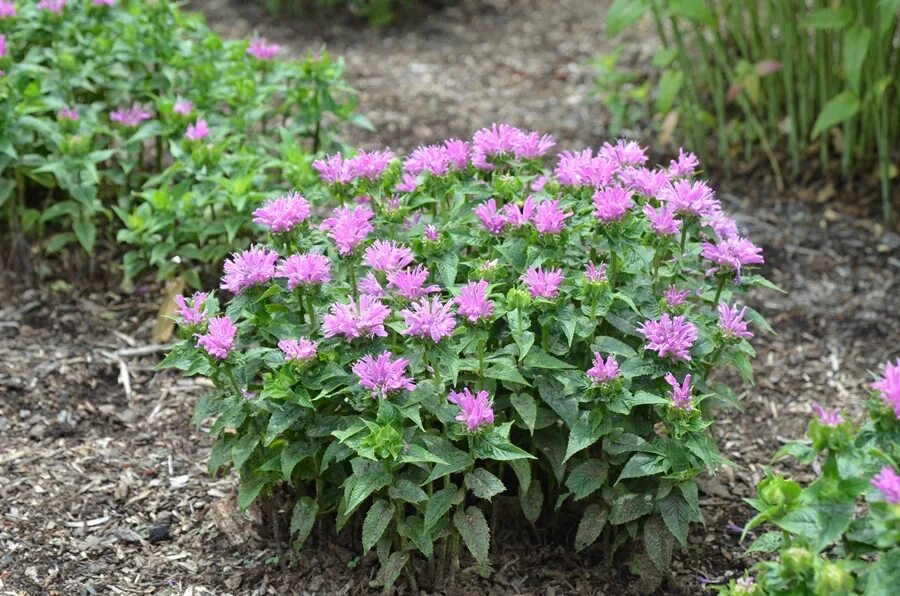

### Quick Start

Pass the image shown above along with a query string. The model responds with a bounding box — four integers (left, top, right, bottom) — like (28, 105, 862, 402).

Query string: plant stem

(306, 292, 317, 330)
(347, 259, 358, 298)
(713, 276, 726, 305)
(477, 336, 486, 390)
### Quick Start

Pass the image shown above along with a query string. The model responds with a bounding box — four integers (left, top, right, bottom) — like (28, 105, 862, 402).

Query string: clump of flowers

(110, 103, 152, 127)
(166, 127, 772, 592)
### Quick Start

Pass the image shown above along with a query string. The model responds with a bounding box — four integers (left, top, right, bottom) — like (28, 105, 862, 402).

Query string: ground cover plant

(0, 0, 363, 286)
(600, 0, 899, 223)
(161, 124, 774, 591)
(717, 360, 900, 595)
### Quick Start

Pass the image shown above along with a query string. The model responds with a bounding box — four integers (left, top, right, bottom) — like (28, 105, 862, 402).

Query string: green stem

(223, 366, 242, 397)
(541, 322, 549, 353)
(713, 276, 726, 305)
(348, 259, 358, 298)
(306, 292, 317, 330)
(477, 336, 486, 390)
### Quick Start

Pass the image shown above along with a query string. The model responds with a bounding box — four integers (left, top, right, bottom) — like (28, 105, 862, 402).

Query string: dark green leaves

(290, 497, 318, 548)
(362, 499, 394, 553)
(565, 459, 608, 501)
(609, 493, 654, 525)
(465, 469, 506, 501)
(453, 506, 490, 565)
(575, 504, 608, 552)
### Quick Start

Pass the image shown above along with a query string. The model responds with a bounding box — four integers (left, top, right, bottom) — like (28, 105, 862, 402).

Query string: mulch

(2, 0, 899, 593)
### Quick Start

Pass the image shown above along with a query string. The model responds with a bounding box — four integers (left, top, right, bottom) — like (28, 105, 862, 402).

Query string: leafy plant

(720, 360, 900, 595)
(602, 0, 899, 223)
(162, 125, 773, 590)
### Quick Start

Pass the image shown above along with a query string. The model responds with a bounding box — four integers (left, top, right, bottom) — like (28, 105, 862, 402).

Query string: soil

(2, 0, 899, 594)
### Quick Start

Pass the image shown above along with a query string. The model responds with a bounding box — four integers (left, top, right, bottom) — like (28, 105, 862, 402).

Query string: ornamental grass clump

(163, 125, 774, 590)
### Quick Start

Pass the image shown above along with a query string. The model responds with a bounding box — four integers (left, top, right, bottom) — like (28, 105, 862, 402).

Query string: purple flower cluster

(455, 280, 493, 323)
(473, 199, 507, 235)
(587, 353, 619, 384)
(871, 466, 900, 504)
(173, 98, 193, 116)
(252, 192, 311, 233)
(533, 199, 572, 235)
(448, 388, 495, 431)
(873, 359, 900, 418)
(718, 303, 753, 339)
(246, 38, 280, 61)
(0, 1, 16, 18)
(701, 236, 765, 278)
(278, 338, 317, 362)
(471, 123, 555, 169)
(320, 205, 374, 255)
(276, 253, 331, 290)
(57, 106, 79, 121)
(352, 351, 416, 398)
(185, 118, 209, 142)
(584, 262, 607, 284)
(313, 149, 394, 185)
(811, 403, 842, 427)
(638, 314, 698, 361)
(110, 103, 152, 127)
(387, 265, 440, 300)
(555, 149, 617, 188)
(660, 179, 717, 218)
(664, 286, 689, 309)
(37, 0, 66, 13)
(321, 296, 390, 341)
(642, 203, 681, 236)
(196, 316, 236, 359)
(174, 291, 208, 326)
(520, 266, 563, 300)
(403, 139, 469, 177)
(363, 240, 414, 272)
(221, 246, 279, 294)
(400, 297, 456, 342)
(665, 372, 692, 410)
(593, 186, 633, 223)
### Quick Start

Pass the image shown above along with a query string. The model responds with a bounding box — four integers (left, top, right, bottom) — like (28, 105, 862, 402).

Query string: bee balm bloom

(276, 253, 331, 289)
(195, 316, 237, 359)
(0, 2, 16, 18)
(220, 246, 279, 294)
(642, 203, 681, 237)
(57, 106, 79, 121)
(873, 359, 900, 418)
(400, 297, 456, 342)
(587, 354, 620, 384)
(871, 466, 900, 504)
(701, 236, 764, 277)
(0, 35, 5, 59)
(386, 265, 440, 301)
(252, 192, 311, 233)
(352, 351, 416, 398)
(321, 296, 390, 341)
(185, 118, 209, 141)
(533, 199, 572, 235)
(448, 388, 494, 431)
(718, 303, 753, 339)
(664, 372, 692, 410)
(349, 148, 393, 181)
(660, 179, 717, 218)
(593, 186, 633, 223)
(473, 199, 507, 235)
(502, 196, 535, 228)
(172, 98, 193, 115)
(110, 104, 152, 127)
(278, 338, 317, 362)
(363, 240, 414, 272)
(247, 38, 280, 60)
(811, 403, 842, 427)
(584, 262, 607, 284)
(637, 314, 698, 361)
(36, 0, 66, 13)
(174, 291, 208, 326)
(520, 266, 563, 299)
(320, 205, 374, 255)
(599, 139, 648, 166)
(455, 280, 493, 323)
(663, 286, 689, 308)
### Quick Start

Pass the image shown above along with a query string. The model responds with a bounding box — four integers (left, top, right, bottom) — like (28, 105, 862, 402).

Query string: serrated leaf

(617, 452, 670, 482)
(473, 423, 535, 461)
(565, 459, 608, 500)
(609, 493, 654, 525)
(643, 514, 674, 574)
(344, 459, 391, 516)
(564, 412, 604, 462)
(389, 479, 429, 504)
(507, 309, 535, 360)
(659, 492, 690, 546)
(509, 458, 532, 495)
(606, 0, 649, 37)
(453, 506, 490, 565)
(232, 434, 258, 470)
(465, 469, 506, 501)
(237, 474, 268, 510)
(744, 531, 783, 554)
(362, 499, 394, 553)
(485, 360, 530, 386)
(424, 485, 460, 530)
(523, 348, 575, 370)
(290, 496, 318, 547)
(591, 335, 637, 357)
(520, 477, 543, 523)
(510, 393, 537, 434)
(575, 504, 607, 551)
(372, 551, 408, 590)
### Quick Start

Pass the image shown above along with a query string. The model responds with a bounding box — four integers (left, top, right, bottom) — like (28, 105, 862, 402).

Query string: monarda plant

(162, 125, 773, 590)
(719, 360, 900, 596)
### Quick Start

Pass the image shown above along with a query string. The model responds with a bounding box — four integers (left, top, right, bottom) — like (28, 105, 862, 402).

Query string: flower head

(533, 199, 572, 235)
(701, 236, 765, 277)
(473, 199, 507, 235)
(0, 2, 17, 18)
(320, 205, 374, 255)
(221, 246, 279, 294)
(443, 138, 470, 169)
(395, 172, 418, 192)
(0, 34, 5, 59)
(195, 316, 236, 359)
(584, 262, 607, 284)
(110, 103, 152, 127)
(92, 0, 116, 5)
(599, 139, 647, 166)
(593, 186, 633, 223)
(276, 253, 331, 289)
(555, 149, 615, 187)
(703, 208, 740, 240)
(322, 296, 390, 341)
(174, 291, 208, 326)
(400, 296, 456, 342)
(587, 353, 619, 384)
(642, 203, 681, 237)
(664, 372, 692, 410)
(502, 196, 535, 228)
(619, 167, 670, 197)
(660, 179, 717, 218)
(352, 351, 416, 398)
(520, 266, 564, 299)
(404, 144, 452, 177)
(448, 388, 494, 431)
(172, 98, 193, 116)
(871, 466, 900, 504)
(664, 286, 689, 308)
(362, 240, 414, 272)
(313, 153, 354, 185)
(185, 118, 209, 141)
(359, 272, 386, 298)
(36, 0, 66, 13)
(873, 359, 900, 418)
(718, 303, 753, 339)
(386, 265, 440, 300)
(252, 191, 310, 233)
(57, 106, 79, 121)
(349, 149, 393, 181)
(637, 314, 698, 361)
(247, 37, 280, 60)
(278, 338, 317, 362)
(455, 280, 493, 323)
(424, 225, 440, 242)
(811, 403, 842, 427)
(668, 148, 700, 177)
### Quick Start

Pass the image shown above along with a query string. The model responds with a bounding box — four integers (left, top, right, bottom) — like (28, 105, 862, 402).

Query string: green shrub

(602, 0, 899, 223)
(161, 126, 774, 591)
(0, 0, 364, 285)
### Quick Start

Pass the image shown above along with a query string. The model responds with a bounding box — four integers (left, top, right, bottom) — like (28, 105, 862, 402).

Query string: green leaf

(609, 493, 654, 525)
(509, 458, 532, 495)
(507, 310, 535, 361)
(800, 5, 853, 30)
(811, 91, 860, 139)
(425, 485, 461, 530)
(290, 496, 318, 547)
(591, 336, 636, 358)
(436, 252, 459, 288)
(575, 504, 607, 552)
(744, 531, 783, 555)
(865, 548, 900, 596)
(232, 434, 258, 470)
(520, 478, 543, 523)
(565, 459, 608, 501)
(617, 452, 670, 482)
(776, 503, 854, 553)
(373, 551, 408, 590)
(564, 412, 604, 462)
(842, 26, 871, 93)
(73, 219, 97, 254)
(606, 0, 649, 37)
(510, 393, 537, 434)
(668, 0, 715, 25)
(362, 499, 394, 553)
(264, 403, 303, 445)
(389, 479, 429, 504)
(523, 348, 575, 370)
(453, 506, 490, 565)
(237, 474, 268, 510)
(344, 459, 391, 516)
(281, 442, 315, 482)
(655, 69, 683, 114)
(659, 492, 690, 546)
(643, 514, 674, 574)
(465, 469, 506, 502)
(485, 360, 530, 386)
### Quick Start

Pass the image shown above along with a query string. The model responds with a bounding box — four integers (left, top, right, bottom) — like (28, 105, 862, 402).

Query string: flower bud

(813, 561, 854, 595)
(781, 546, 813, 576)
(506, 288, 531, 311)
(758, 475, 801, 509)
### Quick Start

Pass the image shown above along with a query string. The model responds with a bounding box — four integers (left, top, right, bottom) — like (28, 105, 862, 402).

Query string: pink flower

(57, 106, 79, 121)
(599, 139, 647, 166)
(587, 353, 619, 383)
(593, 186, 633, 223)
(92, 0, 116, 6)
(718, 303, 753, 339)
(349, 149, 393, 181)
(322, 296, 390, 341)
(172, 98, 193, 116)
(195, 316, 237, 359)
(395, 172, 418, 192)
(352, 351, 416, 398)
(0, 35, 5, 59)
(443, 138, 470, 169)
(660, 179, 717, 217)
(0, 2, 16, 18)
(400, 296, 456, 342)
(811, 403, 842, 427)
(584, 262, 607, 284)
(703, 208, 739, 240)
(276, 253, 331, 289)
(514, 130, 556, 160)
(279, 338, 317, 362)
(533, 199, 572, 235)
(531, 175, 548, 191)
(174, 291, 208, 326)
(221, 246, 279, 294)
(638, 314, 698, 361)
(424, 225, 440, 241)
(642, 203, 681, 237)
(873, 359, 900, 418)
(253, 191, 311, 233)
(701, 236, 764, 277)
(185, 118, 209, 141)
(110, 103, 152, 127)
(362, 240, 414, 272)
(502, 196, 535, 228)
(663, 285, 689, 308)
(448, 388, 494, 431)
(520, 266, 564, 299)
(455, 280, 493, 323)
(247, 37, 280, 60)
(871, 466, 900, 504)
(619, 167, 670, 197)
(471, 124, 554, 169)
(320, 205, 374, 255)
(404, 144, 452, 177)
(36, 0, 65, 13)
(312, 153, 354, 184)
(386, 265, 440, 300)
(473, 199, 507, 235)
(668, 148, 700, 177)
(665, 372, 692, 410)
(359, 272, 386, 298)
